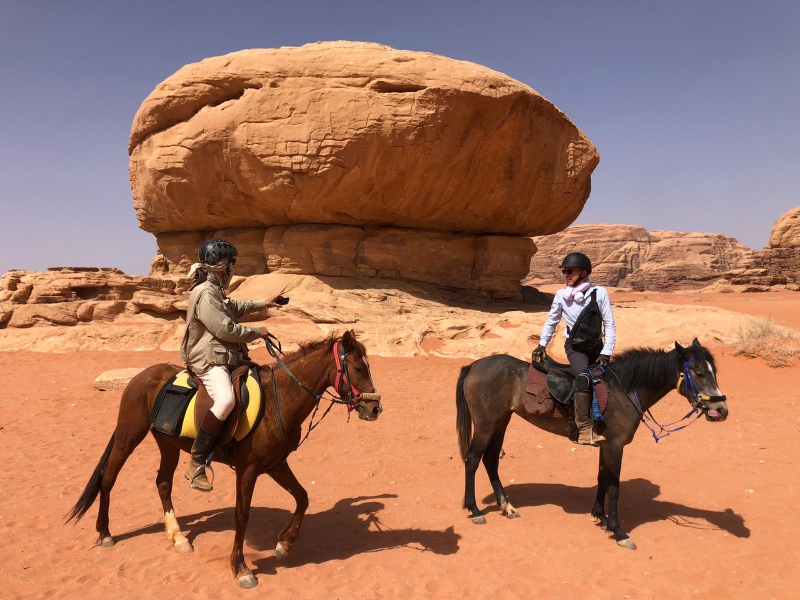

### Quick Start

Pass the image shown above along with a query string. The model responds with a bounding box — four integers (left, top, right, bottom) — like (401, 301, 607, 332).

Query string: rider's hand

(598, 354, 611, 367)
(259, 327, 269, 339)
(531, 345, 547, 363)
(265, 294, 283, 309)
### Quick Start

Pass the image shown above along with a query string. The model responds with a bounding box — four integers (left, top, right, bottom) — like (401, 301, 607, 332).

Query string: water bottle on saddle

(531, 252, 617, 446)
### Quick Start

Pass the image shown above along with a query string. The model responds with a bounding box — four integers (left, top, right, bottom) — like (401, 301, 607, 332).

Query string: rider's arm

(538, 292, 563, 347)
(598, 288, 616, 356)
(195, 290, 262, 343)
(228, 299, 267, 319)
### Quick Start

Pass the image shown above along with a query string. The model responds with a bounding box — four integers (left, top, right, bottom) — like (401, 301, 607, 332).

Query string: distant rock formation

(130, 41, 599, 299)
(723, 205, 800, 290)
(526, 224, 753, 290)
(0, 268, 188, 329)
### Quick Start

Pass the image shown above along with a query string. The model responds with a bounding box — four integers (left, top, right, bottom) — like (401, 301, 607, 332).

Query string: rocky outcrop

(0, 268, 189, 329)
(131, 41, 599, 298)
(526, 224, 753, 290)
(723, 205, 800, 290)
(0, 270, 761, 361)
(150, 225, 534, 299)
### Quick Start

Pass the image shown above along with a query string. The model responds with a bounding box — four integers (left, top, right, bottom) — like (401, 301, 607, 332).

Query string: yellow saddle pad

(151, 369, 264, 442)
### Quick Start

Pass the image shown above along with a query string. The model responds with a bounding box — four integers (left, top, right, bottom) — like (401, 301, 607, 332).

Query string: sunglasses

(561, 268, 579, 275)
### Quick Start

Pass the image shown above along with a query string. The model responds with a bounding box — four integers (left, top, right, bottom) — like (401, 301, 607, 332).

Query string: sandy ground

(1, 293, 799, 599)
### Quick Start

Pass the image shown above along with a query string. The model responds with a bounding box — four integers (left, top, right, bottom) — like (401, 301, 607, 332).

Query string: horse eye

(354, 365, 363, 372)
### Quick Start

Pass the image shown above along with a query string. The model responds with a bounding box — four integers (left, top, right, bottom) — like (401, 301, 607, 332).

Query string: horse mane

(609, 343, 717, 391)
(280, 332, 367, 364)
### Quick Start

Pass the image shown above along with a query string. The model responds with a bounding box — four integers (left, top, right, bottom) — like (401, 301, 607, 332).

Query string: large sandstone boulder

(131, 41, 598, 298)
(724, 205, 800, 290)
(526, 224, 753, 290)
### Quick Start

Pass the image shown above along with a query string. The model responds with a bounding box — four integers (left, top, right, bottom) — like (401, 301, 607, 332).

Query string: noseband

(678, 358, 726, 409)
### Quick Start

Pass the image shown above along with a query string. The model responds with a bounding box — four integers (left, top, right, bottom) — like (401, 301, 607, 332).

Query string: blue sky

(1, 1, 798, 275)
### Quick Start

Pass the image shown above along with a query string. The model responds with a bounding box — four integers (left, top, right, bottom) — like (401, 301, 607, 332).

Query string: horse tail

(456, 365, 473, 460)
(65, 432, 115, 523)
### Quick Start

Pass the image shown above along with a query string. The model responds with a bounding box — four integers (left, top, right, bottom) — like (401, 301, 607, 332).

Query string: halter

(334, 341, 362, 412)
(676, 357, 726, 408)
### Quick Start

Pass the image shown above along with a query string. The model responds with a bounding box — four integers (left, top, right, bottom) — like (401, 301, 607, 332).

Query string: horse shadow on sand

(482, 478, 749, 538)
(114, 494, 459, 574)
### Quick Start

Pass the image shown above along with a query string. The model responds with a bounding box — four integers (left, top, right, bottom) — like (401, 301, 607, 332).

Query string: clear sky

(1, 1, 798, 276)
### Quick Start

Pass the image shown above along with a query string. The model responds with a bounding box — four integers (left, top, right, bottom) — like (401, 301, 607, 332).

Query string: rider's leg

(566, 345, 604, 445)
(185, 366, 234, 491)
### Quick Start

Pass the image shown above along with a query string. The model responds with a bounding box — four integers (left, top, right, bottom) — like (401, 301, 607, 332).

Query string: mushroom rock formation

(526, 224, 753, 290)
(130, 41, 598, 298)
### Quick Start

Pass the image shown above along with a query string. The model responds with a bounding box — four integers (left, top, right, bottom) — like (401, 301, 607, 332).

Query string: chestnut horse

(67, 330, 382, 588)
(456, 339, 728, 550)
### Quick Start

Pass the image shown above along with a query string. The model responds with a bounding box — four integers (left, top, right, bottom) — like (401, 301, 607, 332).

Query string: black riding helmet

(199, 238, 238, 266)
(560, 252, 592, 274)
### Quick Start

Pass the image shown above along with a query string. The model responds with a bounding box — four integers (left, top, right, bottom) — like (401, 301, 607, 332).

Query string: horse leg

(591, 446, 609, 529)
(482, 415, 519, 519)
(464, 427, 494, 525)
(95, 421, 150, 547)
(602, 445, 636, 549)
(153, 434, 192, 554)
(230, 464, 260, 588)
(266, 461, 309, 560)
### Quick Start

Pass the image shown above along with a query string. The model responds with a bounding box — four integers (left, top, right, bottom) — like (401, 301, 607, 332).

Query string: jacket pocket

(208, 342, 235, 366)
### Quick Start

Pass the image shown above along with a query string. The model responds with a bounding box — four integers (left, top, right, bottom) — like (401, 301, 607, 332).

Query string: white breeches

(197, 366, 235, 420)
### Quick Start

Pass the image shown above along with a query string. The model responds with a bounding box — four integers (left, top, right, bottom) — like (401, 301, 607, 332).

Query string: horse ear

(675, 341, 690, 359)
(341, 329, 354, 352)
(692, 338, 700, 347)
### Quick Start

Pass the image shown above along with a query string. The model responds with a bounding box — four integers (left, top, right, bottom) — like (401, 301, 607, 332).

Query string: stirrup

(185, 462, 215, 490)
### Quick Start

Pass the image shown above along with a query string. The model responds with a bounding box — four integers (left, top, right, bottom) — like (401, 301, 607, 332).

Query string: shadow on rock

(482, 477, 749, 538)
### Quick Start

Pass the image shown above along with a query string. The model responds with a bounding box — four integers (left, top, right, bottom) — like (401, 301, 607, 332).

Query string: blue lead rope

(632, 388, 702, 443)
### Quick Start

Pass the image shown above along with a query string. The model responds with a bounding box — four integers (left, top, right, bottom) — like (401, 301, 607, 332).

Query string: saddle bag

(567, 289, 603, 353)
(150, 372, 198, 436)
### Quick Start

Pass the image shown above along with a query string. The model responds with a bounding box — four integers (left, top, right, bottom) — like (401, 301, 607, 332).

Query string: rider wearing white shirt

(532, 252, 617, 445)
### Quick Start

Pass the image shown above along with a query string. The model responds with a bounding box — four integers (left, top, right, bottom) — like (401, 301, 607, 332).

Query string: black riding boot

(574, 374, 605, 446)
(185, 412, 224, 492)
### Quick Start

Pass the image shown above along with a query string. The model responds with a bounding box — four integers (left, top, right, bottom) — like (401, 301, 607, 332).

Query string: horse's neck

(634, 372, 679, 412)
(272, 347, 336, 420)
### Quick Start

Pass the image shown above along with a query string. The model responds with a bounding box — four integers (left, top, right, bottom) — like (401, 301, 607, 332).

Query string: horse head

(675, 338, 728, 422)
(336, 329, 383, 421)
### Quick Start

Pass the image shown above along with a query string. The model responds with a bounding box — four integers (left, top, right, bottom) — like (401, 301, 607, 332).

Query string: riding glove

(597, 354, 611, 367)
(531, 345, 547, 363)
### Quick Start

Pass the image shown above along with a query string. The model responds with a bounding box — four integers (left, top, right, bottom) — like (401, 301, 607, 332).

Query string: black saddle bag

(150, 373, 198, 436)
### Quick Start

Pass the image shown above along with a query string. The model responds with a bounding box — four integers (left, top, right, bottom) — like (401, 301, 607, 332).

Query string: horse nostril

(372, 406, 380, 416)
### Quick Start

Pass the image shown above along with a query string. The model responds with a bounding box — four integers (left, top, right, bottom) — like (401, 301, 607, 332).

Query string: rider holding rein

(180, 238, 284, 491)
(531, 252, 616, 446)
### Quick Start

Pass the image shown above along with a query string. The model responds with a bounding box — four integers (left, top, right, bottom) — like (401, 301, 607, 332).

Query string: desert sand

(1, 290, 799, 599)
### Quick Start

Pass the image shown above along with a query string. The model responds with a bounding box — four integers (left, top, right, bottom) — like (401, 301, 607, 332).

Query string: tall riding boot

(574, 373, 605, 446)
(184, 412, 224, 492)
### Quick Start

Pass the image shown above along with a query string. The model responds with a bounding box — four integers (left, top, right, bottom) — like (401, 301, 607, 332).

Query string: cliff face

(526, 224, 753, 290)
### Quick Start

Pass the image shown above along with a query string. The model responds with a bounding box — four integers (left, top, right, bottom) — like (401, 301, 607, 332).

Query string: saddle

(149, 364, 264, 446)
(522, 359, 608, 422)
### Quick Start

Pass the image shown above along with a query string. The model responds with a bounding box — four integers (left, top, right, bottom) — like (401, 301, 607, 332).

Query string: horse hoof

(275, 542, 288, 560)
(617, 538, 637, 550)
(99, 536, 115, 548)
(504, 510, 521, 519)
(471, 515, 487, 525)
(238, 574, 258, 589)
(175, 541, 193, 554)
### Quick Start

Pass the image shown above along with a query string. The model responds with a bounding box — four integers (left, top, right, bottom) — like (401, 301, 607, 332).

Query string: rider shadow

(116, 494, 459, 572)
(482, 478, 750, 538)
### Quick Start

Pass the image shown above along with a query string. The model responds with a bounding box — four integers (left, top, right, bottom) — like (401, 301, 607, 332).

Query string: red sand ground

(1, 293, 799, 599)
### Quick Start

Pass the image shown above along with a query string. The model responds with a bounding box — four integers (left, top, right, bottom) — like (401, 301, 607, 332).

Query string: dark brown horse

(456, 339, 728, 549)
(67, 330, 382, 588)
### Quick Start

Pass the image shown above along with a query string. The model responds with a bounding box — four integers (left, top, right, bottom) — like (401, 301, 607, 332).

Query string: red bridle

(333, 341, 362, 411)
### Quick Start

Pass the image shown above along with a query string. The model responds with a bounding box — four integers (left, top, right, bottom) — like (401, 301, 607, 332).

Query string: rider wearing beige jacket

(180, 238, 282, 492)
